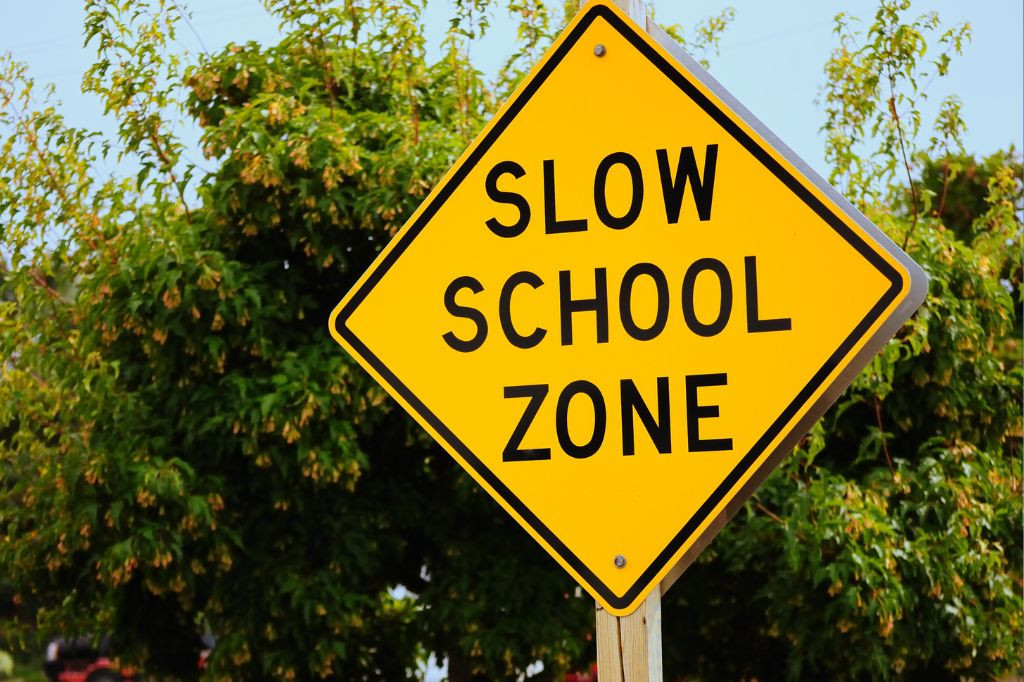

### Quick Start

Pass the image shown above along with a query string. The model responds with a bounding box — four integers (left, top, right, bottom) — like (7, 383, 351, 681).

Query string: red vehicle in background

(42, 637, 139, 682)
(565, 663, 598, 681)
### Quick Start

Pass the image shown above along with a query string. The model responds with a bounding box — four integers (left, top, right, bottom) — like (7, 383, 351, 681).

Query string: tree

(660, 4, 1022, 679)
(0, 2, 596, 678)
(0, 1, 1019, 680)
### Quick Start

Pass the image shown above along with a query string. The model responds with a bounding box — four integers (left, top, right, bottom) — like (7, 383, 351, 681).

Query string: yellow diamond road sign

(329, 0, 926, 616)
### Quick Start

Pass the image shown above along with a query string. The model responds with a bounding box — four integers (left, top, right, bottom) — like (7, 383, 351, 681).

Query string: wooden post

(609, 0, 645, 23)
(577, 2, 662, 679)
(596, 589, 662, 682)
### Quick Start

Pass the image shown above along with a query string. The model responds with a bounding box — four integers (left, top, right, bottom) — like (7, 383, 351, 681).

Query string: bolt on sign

(329, 0, 926, 616)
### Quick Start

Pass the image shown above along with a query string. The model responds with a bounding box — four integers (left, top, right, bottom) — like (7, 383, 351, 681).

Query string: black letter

(594, 151, 644, 229)
(745, 256, 792, 333)
(442, 276, 487, 352)
(544, 159, 588, 234)
(503, 384, 551, 462)
(657, 145, 718, 223)
(619, 263, 669, 341)
(499, 271, 547, 349)
(685, 373, 732, 452)
(559, 269, 609, 345)
(485, 161, 531, 238)
(681, 258, 732, 337)
(620, 377, 671, 456)
(556, 380, 607, 459)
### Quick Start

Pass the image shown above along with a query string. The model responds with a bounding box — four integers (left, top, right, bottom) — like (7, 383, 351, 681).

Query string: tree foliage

(661, 4, 1021, 680)
(0, 1, 1020, 680)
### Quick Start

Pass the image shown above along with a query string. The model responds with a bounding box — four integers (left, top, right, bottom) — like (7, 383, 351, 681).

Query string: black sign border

(335, 4, 903, 610)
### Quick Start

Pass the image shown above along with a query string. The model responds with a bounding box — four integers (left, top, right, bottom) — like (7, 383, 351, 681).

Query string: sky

(0, 0, 1021, 183)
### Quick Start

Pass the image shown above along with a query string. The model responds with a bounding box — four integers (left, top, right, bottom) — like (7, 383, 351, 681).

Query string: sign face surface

(330, 0, 926, 615)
